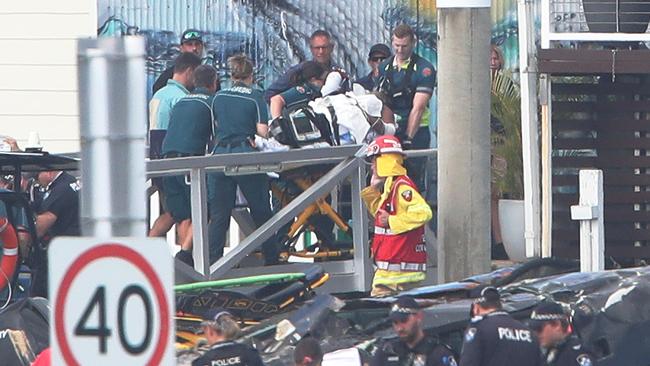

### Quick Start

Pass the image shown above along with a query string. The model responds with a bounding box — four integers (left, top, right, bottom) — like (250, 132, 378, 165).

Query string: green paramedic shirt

(211, 82, 269, 142)
(278, 83, 320, 110)
(378, 53, 436, 126)
(161, 88, 215, 156)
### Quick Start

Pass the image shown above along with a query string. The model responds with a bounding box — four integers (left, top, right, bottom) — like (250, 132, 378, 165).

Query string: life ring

(0, 217, 18, 291)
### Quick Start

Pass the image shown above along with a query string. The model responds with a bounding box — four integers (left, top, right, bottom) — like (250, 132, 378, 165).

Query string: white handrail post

(571, 169, 605, 272)
(518, 0, 541, 258)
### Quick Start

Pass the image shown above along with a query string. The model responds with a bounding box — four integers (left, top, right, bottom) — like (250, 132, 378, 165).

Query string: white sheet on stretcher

(310, 93, 384, 144)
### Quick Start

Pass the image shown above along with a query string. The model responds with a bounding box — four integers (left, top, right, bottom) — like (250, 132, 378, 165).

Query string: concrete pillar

(437, 5, 492, 282)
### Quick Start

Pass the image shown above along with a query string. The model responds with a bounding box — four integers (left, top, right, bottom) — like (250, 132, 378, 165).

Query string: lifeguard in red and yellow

(362, 135, 432, 297)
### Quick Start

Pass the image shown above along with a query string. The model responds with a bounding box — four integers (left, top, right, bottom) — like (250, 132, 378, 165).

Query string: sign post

(49, 237, 173, 365)
(49, 36, 173, 365)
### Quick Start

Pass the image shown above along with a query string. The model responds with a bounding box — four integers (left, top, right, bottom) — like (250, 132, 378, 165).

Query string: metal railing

(146, 145, 436, 293)
(542, 0, 650, 46)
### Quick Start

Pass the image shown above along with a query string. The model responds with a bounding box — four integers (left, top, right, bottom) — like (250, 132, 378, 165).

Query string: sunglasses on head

(370, 56, 386, 62)
(183, 31, 200, 39)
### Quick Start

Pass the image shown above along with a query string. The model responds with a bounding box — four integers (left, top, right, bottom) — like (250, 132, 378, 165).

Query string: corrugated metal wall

(98, 0, 528, 89)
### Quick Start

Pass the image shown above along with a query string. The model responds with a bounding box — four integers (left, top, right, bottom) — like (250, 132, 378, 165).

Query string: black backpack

(374, 54, 420, 108)
(270, 103, 339, 148)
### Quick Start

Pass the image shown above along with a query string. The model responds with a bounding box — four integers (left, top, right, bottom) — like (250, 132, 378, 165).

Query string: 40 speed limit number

(49, 238, 174, 366)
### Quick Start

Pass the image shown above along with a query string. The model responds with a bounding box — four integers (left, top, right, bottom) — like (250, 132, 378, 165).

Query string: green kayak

(174, 272, 307, 293)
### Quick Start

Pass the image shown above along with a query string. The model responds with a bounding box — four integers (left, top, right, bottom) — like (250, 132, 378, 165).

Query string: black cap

(368, 43, 391, 59)
(181, 29, 203, 44)
(473, 286, 500, 305)
(200, 308, 232, 326)
(529, 302, 567, 330)
(389, 296, 420, 322)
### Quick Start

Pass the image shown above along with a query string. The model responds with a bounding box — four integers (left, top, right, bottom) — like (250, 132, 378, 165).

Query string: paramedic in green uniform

(208, 54, 279, 265)
(161, 65, 218, 266)
(378, 24, 436, 191)
(269, 61, 326, 118)
(269, 62, 338, 246)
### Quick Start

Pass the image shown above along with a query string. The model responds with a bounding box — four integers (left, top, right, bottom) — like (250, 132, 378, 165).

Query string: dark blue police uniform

(208, 82, 279, 264)
(544, 335, 594, 366)
(161, 88, 215, 222)
(371, 336, 458, 366)
(191, 340, 264, 366)
(460, 311, 542, 366)
(378, 53, 436, 190)
(31, 172, 81, 298)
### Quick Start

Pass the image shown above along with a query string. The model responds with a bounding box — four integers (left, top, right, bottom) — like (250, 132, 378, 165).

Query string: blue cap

(389, 296, 420, 322)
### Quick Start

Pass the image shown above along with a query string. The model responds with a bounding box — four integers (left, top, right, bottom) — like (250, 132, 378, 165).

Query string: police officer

(208, 54, 279, 265)
(460, 287, 541, 366)
(32, 170, 81, 298)
(377, 24, 436, 191)
(529, 302, 595, 366)
(161, 65, 219, 266)
(371, 296, 458, 366)
(192, 309, 264, 366)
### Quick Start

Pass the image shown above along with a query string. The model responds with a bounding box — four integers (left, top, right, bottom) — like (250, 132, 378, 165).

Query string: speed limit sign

(49, 237, 174, 365)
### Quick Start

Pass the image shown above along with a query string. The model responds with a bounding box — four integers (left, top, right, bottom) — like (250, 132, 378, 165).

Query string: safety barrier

(146, 145, 436, 293)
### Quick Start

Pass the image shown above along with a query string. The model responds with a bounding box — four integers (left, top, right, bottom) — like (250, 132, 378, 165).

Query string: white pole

(571, 170, 605, 272)
(540, 74, 553, 258)
(77, 37, 147, 237)
(541, 0, 551, 49)
(518, 0, 541, 258)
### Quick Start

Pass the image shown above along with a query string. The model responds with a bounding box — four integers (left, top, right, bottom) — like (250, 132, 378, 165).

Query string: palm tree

(491, 71, 523, 200)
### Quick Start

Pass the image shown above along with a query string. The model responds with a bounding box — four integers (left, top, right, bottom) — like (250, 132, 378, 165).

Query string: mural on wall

(98, 0, 524, 94)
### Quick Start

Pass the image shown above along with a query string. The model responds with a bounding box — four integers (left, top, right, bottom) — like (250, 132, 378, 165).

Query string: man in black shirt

(264, 29, 338, 102)
(529, 302, 595, 366)
(371, 296, 458, 366)
(460, 287, 541, 366)
(192, 309, 264, 366)
(152, 29, 219, 95)
(31, 170, 81, 297)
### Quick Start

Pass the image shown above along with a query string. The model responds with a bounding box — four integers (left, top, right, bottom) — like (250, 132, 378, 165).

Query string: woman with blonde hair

(207, 54, 280, 266)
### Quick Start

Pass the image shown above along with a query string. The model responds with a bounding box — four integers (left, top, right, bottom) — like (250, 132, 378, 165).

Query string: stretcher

(268, 92, 390, 257)
(175, 264, 330, 349)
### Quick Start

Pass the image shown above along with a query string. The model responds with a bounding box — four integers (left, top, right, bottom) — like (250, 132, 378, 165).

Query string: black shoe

(175, 250, 194, 267)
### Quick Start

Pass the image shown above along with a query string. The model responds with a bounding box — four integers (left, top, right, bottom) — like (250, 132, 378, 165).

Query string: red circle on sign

(54, 244, 170, 366)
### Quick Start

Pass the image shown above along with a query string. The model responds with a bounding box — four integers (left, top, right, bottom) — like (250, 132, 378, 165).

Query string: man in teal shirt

(148, 52, 202, 241)
(162, 65, 218, 266)
(149, 52, 202, 132)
